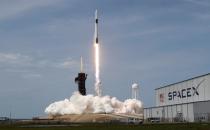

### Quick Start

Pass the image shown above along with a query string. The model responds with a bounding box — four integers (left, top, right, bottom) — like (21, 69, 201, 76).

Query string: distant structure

(132, 83, 139, 100)
(75, 57, 87, 95)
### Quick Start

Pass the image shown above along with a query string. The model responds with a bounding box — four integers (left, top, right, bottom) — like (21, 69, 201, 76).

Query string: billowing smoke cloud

(45, 92, 143, 115)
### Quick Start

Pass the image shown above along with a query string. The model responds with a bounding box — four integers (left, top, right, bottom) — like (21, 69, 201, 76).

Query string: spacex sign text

(168, 79, 205, 100)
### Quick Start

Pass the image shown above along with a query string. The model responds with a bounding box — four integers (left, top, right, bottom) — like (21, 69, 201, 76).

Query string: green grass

(0, 123, 210, 130)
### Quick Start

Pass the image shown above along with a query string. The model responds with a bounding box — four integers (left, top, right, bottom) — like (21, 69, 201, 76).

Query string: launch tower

(75, 57, 87, 95)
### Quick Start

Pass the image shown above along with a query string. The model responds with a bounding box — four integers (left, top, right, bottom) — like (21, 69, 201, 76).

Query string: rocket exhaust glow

(94, 10, 102, 96)
(95, 43, 101, 96)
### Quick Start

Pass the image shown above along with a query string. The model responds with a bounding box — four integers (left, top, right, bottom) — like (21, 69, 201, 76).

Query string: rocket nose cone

(95, 9, 98, 19)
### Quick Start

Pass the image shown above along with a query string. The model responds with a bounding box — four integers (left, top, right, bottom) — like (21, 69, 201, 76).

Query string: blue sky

(0, 0, 210, 118)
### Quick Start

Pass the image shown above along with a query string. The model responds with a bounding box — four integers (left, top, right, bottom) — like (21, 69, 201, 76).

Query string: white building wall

(182, 104, 188, 121)
(176, 104, 182, 114)
(193, 101, 210, 122)
(144, 108, 152, 120)
(188, 103, 194, 122)
(144, 103, 196, 122)
(155, 74, 210, 106)
(167, 106, 172, 122)
(151, 107, 162, 118)
(163, 106, 167, 119)
(171, 105, 176, 119)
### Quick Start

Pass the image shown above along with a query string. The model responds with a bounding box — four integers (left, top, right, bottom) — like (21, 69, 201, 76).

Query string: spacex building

(144, 73, 210, 122)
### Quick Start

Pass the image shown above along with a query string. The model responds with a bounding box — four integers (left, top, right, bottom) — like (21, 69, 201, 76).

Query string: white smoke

(95, 81, 102, 97)
(45, 92, 143, 116)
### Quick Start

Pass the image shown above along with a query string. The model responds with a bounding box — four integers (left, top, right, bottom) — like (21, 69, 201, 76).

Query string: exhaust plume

(94, 43, 101, 96)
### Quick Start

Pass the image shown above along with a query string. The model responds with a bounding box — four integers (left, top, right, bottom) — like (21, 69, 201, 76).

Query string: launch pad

(48, 113, 143, 124)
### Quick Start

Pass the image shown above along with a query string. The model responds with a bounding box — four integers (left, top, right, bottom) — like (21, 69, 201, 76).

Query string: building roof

(155, 73, 210, 90)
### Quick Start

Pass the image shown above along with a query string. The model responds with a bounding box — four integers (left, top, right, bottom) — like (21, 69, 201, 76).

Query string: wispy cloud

(105, 15, 145, 27)
(0, 52, 79, 80)
(0, 53, 32, 67)
(192, 13, 210, 21)
(184, 0, 210, 7)
(0, 52, 79, 70)
(55, 58, 78, 69)
(128, 26, 171, 38)
(21, 73, 42, 79)
(0, 0, 62, 20)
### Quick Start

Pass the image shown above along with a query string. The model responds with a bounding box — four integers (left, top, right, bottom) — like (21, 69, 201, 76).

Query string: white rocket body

(95, 10, 98, 44)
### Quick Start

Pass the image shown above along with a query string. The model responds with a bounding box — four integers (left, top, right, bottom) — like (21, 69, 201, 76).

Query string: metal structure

(144, 73, 210, 123)
(75, 57, 87, 95)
